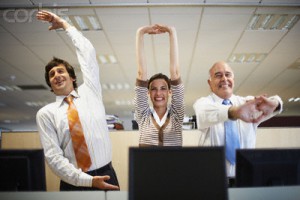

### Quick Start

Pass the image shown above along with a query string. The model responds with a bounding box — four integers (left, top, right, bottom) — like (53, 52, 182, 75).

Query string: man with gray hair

(193, 61, 283, 184)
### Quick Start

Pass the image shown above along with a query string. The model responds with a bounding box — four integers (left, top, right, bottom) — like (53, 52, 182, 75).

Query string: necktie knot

(65, 95, 74, 105)
(222, 99, 231, 105)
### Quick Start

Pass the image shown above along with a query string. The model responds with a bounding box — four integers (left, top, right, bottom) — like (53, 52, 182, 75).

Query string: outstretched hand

(255, 95, 279, 117)
(232, 99, 263, 123)
(232, 95, 279, 123)
(36, 10, 70, 30)
(92, 175, 119, 190)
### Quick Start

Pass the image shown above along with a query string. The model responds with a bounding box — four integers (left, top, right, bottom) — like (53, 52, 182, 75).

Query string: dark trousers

(60, 162, 120, 191)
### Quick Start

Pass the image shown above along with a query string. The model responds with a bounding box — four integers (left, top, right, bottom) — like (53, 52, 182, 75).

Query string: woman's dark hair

(148, 73, 170, 89)
(45, 57, 77, 92)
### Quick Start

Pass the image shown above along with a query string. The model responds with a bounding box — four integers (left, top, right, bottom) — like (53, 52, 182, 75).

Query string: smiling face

(48, 64, 75, 96)
(148, 78, 171, 109)
(208, 61, 234, 99)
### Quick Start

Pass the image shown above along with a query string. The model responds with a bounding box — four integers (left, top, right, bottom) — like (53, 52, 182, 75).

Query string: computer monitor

(236, 148, 300, 187)
(0, 149, 46, 191)
(129, 147, 228, 200)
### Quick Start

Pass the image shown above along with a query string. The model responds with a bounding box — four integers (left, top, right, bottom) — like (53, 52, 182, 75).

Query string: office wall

(1, 128, 300, 191)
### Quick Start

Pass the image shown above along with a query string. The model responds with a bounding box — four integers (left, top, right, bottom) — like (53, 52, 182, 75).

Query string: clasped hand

(236, 95, 278, 123)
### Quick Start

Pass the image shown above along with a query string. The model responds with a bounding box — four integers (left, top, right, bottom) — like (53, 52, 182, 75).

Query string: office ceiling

(0, 0, 300, 131)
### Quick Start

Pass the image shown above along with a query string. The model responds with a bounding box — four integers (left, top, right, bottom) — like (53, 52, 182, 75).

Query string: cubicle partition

(1, 128, 300, 192)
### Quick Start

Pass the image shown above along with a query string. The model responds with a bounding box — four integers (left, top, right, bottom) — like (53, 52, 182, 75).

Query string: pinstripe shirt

(134, 78, 184, 146)
(36, 26, 112, 187)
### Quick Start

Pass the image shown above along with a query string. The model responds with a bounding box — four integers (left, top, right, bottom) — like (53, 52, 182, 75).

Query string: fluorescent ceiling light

(228, 55, 236, 63)
(5, 86, 13, 91)
(102, 83, 130, 91)
(88, 16, 101, 30)
(271, 15, 286, 30)
(284, 15, 300, 30)
(288, 97, 300, 102)
(3, 119, 20, 124)
(259, 14, 272, 30)
(108, 55, 117, 64)
(248, 14, 299, 30)
(246, 54, 256, 62)
(0, 85, 22, 92)
(109, 84, 116, 90)
(25, 101, 49, 107)
(228, 53, 267, 64)
(61, 15, 102, 31)
(237, 54, 245, 63)
(12, 86, 22, 91)
(74, 16, 88, 31)
(115, 100, 121, 105)
(116, 83, 123, 90)
(98, 55, 108, 64)
(248, 14, 259, 30)
(255, 54, 266, 62)
(0, 86, 6, 91)
(115, 100, 133, 106)
(124, 83, 130, 89)
(98, 54, 118, 64)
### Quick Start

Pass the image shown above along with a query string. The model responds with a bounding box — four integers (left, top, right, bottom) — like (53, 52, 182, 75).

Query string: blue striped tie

(223, 99, 240, 165)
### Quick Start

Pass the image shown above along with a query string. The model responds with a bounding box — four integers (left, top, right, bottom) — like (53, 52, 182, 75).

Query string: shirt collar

(150, 106, 170, 127)
(211, 93, 235, 105)
(55, 90, 79, 106)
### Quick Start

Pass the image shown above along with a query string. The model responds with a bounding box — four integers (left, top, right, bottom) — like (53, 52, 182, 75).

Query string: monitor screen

(236, 148, 300, 187)
(129, 147, 228, 200)
(0, 149, 46, 191)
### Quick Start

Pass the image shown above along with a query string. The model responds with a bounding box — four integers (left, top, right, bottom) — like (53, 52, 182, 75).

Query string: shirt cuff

(220, 105, 231, 121)
(269, 95, 283, 113)
(78, 172, 93, 187)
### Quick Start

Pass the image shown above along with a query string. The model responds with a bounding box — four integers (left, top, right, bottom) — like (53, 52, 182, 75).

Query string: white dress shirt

(193, 93, 283, 177)
(36, 26, 112, 187)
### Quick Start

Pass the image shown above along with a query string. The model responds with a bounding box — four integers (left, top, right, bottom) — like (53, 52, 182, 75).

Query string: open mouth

(154, 97, 164, 101)
(55, 80, 64, 87)
(219, 84, 230, 89)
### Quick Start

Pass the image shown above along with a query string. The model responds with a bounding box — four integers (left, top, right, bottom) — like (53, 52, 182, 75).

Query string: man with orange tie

(36, 10, 119, 191)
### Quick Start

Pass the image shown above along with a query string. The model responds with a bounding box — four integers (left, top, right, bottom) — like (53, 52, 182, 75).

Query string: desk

(229, 186, 300, 200)
(106, 191, 128, 200)
(0, 191, 105, 200)
(108, 187, 300, 200)
(1, 186, 299, 200)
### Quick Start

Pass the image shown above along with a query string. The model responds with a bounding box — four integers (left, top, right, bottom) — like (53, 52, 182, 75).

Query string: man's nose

(220, 74, 227, 81)
(53, 71, 60, 78)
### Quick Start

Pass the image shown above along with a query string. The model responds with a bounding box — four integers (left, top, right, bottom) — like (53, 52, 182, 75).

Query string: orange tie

(65, 95, 91, 172)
